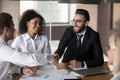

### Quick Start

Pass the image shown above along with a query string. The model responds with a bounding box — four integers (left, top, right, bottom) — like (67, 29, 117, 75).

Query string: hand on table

(70, 60, 82, 68)
(52, 53, 59, 65)
(22, 66, 39, 77)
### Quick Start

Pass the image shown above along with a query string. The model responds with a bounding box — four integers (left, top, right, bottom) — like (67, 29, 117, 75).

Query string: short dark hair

(0, 12, 12, 34)
(19, 9, 46, 35)
(75, 9, 90, 21)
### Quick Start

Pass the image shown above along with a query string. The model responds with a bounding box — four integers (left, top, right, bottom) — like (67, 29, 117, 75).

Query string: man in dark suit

(54, 9, 104, 68)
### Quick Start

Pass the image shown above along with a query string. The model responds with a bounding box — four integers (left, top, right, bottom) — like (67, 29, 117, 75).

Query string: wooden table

(57, 62, 113, 80)
(82, 63, 113, 80)
(13, 62, 113, 80)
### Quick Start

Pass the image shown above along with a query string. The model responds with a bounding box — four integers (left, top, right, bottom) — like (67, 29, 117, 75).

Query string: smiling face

(27, 17, 41, 35)
(72, 14, 89, 33)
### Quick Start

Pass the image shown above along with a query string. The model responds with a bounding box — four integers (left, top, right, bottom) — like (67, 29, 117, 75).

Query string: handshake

(22, 53, 59, 77)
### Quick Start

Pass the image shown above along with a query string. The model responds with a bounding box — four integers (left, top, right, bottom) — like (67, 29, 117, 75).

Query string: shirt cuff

(82, 61, 87, 68)
(47, 54, 54, 63)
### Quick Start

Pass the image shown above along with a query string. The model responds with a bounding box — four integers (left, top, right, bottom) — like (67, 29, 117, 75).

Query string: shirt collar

(0, 38, 7, 44)
(24, 33, 40, 41)
(76, 28, 86, 36)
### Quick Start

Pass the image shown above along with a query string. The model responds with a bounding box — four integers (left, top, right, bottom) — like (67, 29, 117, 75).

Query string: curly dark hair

(19, 9, 46, 35)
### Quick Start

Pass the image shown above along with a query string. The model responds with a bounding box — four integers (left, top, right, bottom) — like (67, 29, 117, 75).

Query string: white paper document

(20, 64, 81, 80)
(20, 74, 60, 80)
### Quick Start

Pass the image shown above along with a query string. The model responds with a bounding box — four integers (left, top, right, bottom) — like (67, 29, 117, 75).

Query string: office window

(20, 1, 76, 41)
(20, 1, 70, 24)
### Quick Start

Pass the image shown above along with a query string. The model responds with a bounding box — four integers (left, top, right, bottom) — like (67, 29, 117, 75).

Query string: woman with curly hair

(12, 9, 51, 54)
(11, 9, 53, 76)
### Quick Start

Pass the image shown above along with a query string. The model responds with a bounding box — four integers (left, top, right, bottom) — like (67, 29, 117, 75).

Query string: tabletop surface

(12, 62, 113, 80)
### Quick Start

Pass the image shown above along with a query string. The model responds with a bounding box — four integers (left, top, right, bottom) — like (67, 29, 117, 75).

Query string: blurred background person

(107, 33, 120, 80)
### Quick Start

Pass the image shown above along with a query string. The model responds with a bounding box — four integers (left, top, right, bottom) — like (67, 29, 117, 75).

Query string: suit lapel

(81, 28, 90, 50)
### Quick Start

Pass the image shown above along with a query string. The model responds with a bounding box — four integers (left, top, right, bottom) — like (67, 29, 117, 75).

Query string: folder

(74, 67, 107, 76)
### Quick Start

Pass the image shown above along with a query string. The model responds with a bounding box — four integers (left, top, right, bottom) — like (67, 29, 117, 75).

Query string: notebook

(74, 67, 107, 76)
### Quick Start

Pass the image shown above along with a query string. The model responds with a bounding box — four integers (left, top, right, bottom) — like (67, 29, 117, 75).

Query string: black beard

(75, 25, 86, 33)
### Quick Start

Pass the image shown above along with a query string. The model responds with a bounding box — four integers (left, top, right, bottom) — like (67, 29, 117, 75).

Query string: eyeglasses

(71, 19, 85, 24)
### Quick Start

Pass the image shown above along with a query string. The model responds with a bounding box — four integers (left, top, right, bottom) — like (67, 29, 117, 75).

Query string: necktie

(75, 34, 83, 58)
(76, 34, 83, 49)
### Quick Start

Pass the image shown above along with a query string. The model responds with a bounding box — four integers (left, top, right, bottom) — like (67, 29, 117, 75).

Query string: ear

(4, 27, 9, 33)
(85, 21, 89, 26)
(1, 27, 8, 35)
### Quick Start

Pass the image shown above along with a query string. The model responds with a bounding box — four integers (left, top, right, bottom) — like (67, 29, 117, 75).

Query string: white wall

(0, 0, 20, 31)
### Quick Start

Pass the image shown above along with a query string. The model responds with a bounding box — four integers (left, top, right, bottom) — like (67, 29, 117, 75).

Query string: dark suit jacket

(55, 26, 104, 67)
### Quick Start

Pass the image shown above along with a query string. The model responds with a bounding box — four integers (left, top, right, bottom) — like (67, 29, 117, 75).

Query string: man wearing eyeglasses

(54, 9, 104, 69)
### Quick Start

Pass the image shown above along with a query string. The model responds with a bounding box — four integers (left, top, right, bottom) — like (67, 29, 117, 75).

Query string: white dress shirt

(11, 33, 51, 54)
(11, 33, 53, 74)
(0, 38, 54, 80)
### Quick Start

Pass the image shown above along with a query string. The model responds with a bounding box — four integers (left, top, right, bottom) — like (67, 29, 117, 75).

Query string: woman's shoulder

(14, 34, 26, 41)
(38, 34, 48, 40)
